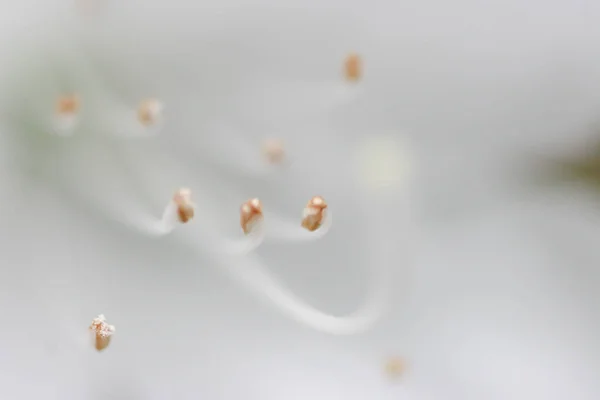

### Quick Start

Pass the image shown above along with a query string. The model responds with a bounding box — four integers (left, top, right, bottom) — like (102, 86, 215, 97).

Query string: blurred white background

(0, 0, 599, 399)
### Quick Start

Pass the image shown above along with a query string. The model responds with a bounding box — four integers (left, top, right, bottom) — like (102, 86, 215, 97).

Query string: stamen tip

(344, 52, 362, 82)
(53, 94, 80, 135)
(384, 356, 407, 380)
(240, 198, 263, 234)
(56, 94, 80, 115)
(301, 196, 328, 231)
(262, 139, 285, 165)
(137, 98, 164, 127)
(89, 314, 115, 352)
(173, 188, 195, 224)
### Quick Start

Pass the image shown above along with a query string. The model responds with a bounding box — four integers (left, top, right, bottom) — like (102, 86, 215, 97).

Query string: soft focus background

(0, 0, 600, 399)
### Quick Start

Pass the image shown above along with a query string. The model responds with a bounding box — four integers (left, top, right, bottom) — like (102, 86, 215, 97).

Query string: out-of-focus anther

(240, 198, 263, 235)
(57, 94, 79, 115)
(89, 314, 115, 352)
(301, 196, 328, 232)
(173, 188, 194, 224)
(53, 94, 80, 135)
(384, 357, 407, 380)
(137, 98, 163, 127)
(344, 53, 362, 82)
(109, 98, 164, 138)
(262, 139, 285, 165)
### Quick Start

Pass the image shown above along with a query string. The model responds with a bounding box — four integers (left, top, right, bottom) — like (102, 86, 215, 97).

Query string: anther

(240, 198, 263, 235)
(53, 94, 80, 135)
(57, 95, 79, 115)
(262, 139, 285, 165)
(344, 53, 362, 82)
(173, 188, 194, 224)
(89, 314, 115, 352)
(301, 196, 328, 232)
(384, 357, 407, 380)
(137, 98, 163, 127)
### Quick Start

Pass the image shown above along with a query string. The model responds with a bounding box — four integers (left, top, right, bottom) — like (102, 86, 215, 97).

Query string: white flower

(3, 1, 597, 400)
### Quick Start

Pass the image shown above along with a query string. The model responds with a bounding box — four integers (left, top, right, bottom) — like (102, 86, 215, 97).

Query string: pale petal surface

(0, 0, 599, 399)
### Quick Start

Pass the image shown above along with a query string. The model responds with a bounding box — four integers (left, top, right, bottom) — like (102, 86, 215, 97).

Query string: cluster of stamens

(89, 314, 115, 352)
(301, 196, 328, 232)
(71, 53, 362, 341)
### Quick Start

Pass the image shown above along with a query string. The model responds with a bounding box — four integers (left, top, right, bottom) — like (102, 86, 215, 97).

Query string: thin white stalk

(116, 199, 180, 236)
(196, 220, 266, 255)
(51, 113, 80, 136)
(63, 165, 181, 237)
(76, 186, 181, 237)
(61, 145, 183, 237)
(217, 195, 397, 335)
(264, 209, 332, 242)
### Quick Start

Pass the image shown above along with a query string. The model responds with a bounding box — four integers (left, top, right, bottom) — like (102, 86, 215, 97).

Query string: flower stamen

(173, 187, 194, 223)
(240, 198, 264, 235)
(262, 198, 332, 242)
(137, 98, 163, 128)
(344, 52, 362, 82)
(262, 139, 286, 165)
(53, 94, 80, 135)
(384, 357, 407, 381)
(301, 196, 328, 232)
(89, 314, 115, 352)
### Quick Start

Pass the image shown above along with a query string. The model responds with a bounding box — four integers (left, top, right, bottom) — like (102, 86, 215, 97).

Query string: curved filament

(219, 195, 397, 335)
(184, 216, 265, 256)
(117, 200, 180, 236)
(214, 220, 266, 255)
(61, 146, 182, 237)
(264, 210, 332, 242)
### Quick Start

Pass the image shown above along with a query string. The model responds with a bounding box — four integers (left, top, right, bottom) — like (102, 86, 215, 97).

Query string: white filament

(210, 220, 266, 255)
(117, 200, 180, 236)
(56, 141, 186, 238)
(218, 196, 395, 335)
(78, 189, 180, 237)
(52, 114, 79, 136)
(115, 153, 266, 253)
(265, 209, 332, 242)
